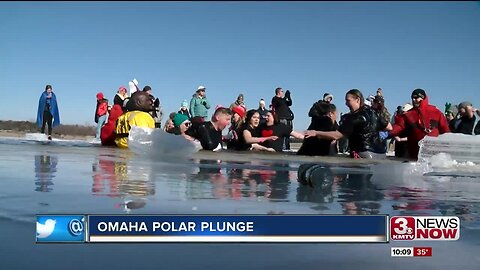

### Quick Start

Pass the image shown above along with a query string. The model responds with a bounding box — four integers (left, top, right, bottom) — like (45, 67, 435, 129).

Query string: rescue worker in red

(389, 88, 450, 160)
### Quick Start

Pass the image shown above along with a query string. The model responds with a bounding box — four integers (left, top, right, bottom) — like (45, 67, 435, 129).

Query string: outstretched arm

(305, 130, 343, 141)
(243, 129, 278, 144)
(290, 130, 304, 140)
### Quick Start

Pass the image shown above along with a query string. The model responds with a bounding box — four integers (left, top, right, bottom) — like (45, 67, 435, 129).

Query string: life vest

(114, 111, 155, 148)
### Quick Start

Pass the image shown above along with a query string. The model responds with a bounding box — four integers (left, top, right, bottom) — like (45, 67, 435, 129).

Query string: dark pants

(279, 119, 293, 150)
(41, 110, 53, 135)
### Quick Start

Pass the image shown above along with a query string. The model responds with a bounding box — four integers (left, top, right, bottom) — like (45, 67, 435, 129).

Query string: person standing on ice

(389, 88, 450, 160)
(94, 92, 109, 140)
(190, 86, 211, 121)
(36, 84, 60, 140)
(450, 102, 480, 135)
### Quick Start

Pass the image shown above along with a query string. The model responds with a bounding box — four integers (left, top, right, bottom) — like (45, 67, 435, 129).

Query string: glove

(285, 90, 291, 97)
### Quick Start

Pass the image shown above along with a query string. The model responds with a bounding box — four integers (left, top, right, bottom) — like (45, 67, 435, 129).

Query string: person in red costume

(389, 88, 450, 160)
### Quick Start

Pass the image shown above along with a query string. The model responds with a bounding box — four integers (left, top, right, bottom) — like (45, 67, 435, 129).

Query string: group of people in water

(37, 83, 479, 160)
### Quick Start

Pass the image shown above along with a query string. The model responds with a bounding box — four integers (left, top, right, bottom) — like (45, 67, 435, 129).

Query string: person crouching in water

(305, 89, 392, 159)
(236, 109, 278, 152)
(114, 91, 155, 148)
(184, 107, 232, 151)
(298, 102, 338, 156)
(95, 92, 108, 141)
(258, 110, 304, 152)
(389, 89, 450, 160)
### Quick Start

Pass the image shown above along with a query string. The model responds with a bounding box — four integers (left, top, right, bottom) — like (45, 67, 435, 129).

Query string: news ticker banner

(36, 215, 387, 243)
(36, 215, 460, 243)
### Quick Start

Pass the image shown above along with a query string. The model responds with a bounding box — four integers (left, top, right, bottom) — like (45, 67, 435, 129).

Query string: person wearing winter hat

(451, 101, 480, 135)
(94, 92, 109, 140)
(178, 100, 191, 118)
(323, 93, 333, 103)
(258, 99, 268, 125)
(229, 93, 246, 110)
(389, 103, 412, 158)
(390, 88, 450, 160)
(114, 86, 129, 113)
(190, 85, 211, 120)
(114, 91, 155, 148)
(173, 113, 190, 128)
(226, 105, 246, 150)
(171, 113, 195, 140)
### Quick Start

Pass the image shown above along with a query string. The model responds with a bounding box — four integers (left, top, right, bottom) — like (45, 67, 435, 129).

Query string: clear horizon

(1, 2, 479, 130)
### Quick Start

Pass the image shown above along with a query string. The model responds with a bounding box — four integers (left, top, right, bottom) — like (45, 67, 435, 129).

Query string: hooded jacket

(390, 96, 450, 160)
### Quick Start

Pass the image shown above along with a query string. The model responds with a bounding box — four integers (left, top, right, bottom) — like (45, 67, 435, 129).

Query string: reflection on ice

(34, 154, 58, 192)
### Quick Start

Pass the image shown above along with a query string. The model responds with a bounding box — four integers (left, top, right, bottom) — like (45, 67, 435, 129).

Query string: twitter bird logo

(37, 219, 56, 239)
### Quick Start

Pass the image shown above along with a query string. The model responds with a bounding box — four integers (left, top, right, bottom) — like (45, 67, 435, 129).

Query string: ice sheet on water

(25, 133, 48, 141)
(418, 133, 480, 164)
(128, 126, 200, 161)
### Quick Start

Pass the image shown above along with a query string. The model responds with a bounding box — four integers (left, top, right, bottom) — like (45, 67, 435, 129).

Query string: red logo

(390, 216, 415, 240)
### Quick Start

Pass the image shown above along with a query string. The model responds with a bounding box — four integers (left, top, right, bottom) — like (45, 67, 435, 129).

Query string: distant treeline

(0, 120, 95, 136)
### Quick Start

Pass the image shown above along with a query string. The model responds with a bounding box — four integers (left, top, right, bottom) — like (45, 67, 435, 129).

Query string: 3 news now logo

(36, 215, 85, 243)
(390, 216, 460, 241)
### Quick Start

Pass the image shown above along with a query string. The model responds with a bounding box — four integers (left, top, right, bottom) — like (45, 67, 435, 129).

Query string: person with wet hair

(305, 89, 392, 159)
(114, 91, 155, 148)
(185, 107, 232, 151)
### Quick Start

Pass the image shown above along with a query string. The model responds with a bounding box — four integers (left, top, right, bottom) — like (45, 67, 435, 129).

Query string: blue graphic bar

(88, 215, 388, 243)
(36, 215, 86, 243)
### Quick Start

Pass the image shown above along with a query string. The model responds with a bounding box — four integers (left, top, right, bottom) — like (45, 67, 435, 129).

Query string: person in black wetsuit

(185, 107, 232, 151)
(298, 102, 338, 156)
(305, 89, 392, 159)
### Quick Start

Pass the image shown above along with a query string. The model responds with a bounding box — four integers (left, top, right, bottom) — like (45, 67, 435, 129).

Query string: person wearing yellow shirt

(115, 91, 155, 148)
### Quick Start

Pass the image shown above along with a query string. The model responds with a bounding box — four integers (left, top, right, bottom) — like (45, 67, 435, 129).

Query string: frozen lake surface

(0, 137, 478, 270)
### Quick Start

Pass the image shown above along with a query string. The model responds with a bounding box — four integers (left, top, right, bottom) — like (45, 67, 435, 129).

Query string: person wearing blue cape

(36, 84, 60, 140)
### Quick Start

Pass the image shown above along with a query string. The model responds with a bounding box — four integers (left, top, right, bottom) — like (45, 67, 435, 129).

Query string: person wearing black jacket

(271, 87, 294, 150)
(185, 107, 232, 151)
(142, 86, 163, 128)
(298, 103, 338, 156)
(451, 102, 480, 135)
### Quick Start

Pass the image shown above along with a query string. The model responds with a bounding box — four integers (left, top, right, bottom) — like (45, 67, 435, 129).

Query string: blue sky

(1, 1, 479, 130)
